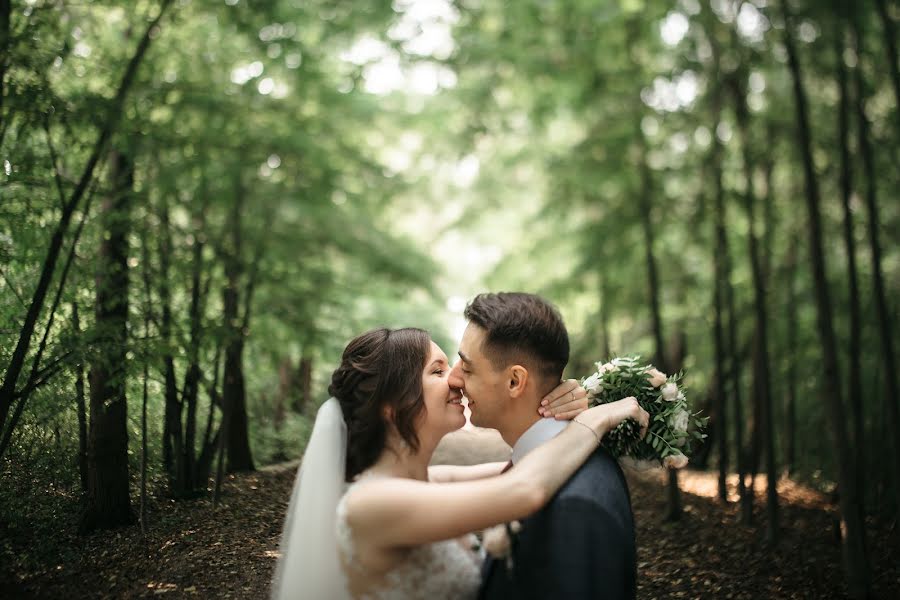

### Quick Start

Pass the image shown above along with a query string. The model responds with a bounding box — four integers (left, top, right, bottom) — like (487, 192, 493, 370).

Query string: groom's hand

(538, 379, 588, 420)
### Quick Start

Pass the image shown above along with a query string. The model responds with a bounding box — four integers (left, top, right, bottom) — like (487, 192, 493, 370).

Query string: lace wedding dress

(335, 482, 482, 600)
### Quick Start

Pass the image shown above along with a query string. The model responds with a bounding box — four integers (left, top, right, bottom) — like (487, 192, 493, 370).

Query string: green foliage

(1, 0, 899, 535)
(581, 355, 707, 464)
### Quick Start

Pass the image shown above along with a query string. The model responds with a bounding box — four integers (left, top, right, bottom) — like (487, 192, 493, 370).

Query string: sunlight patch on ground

(634, 468, 834, 511)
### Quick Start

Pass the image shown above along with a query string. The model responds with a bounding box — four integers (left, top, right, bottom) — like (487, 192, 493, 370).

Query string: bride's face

(418, 341, 467, 438)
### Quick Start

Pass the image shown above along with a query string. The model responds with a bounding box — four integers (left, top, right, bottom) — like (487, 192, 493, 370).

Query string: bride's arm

(344, 397, 647, 549)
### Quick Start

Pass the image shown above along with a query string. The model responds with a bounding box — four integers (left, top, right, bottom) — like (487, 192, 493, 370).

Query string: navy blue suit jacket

(478, 447, 636, 600)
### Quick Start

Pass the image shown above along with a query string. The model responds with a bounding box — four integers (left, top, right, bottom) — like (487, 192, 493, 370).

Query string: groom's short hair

(464, 292, 569, 385)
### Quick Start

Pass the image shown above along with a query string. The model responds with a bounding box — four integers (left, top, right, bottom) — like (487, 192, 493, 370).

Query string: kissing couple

(271, 292, 648, 599)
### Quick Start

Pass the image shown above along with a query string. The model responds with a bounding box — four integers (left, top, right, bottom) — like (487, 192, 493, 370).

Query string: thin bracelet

(572, 418, 601, 445)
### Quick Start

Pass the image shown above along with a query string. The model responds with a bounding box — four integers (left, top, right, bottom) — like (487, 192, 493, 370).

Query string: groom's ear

(507, 365, 528, 398)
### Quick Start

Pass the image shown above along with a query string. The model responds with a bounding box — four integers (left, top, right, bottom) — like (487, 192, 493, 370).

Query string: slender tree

(73, 301, 88, 494)
(297, 353, 313, 414)
(781, 1, 870, 595)
(0, 0, 11, 146)
(158, 191, 185, 492)
(873, 0, 900, 136)
(783, 239, 799, 477)
(731, 71, 778, 544)
(222, 173, 254, 473)
(0, 0, 174, 443)
(80, 149, 135, 533)
(835, 16, 866, 509)
(635, 129, 681, 521)
(705, 26, 730, 503)
(851, 11, 900, 521)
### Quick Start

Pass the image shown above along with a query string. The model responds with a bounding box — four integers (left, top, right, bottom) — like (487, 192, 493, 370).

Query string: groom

(448, 292, 637, 600)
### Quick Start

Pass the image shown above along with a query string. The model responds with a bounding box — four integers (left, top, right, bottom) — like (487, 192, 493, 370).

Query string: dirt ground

(2, 427, 898, 599)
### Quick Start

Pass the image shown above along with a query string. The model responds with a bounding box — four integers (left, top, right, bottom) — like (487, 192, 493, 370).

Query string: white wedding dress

(335, 479, 482, 600)
(270, 400, 481, 600)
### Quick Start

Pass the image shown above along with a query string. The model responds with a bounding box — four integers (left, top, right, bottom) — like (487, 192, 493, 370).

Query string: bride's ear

(508, 365, 528, 398)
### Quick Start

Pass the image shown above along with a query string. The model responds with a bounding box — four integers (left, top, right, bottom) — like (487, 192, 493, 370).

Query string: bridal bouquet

(582, 356, 707, 469)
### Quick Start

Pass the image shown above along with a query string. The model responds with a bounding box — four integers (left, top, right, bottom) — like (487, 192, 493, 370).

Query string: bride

(271, 327, 648, 599)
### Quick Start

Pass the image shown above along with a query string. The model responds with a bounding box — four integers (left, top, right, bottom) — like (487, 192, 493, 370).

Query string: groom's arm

(517, 496, 634, 600)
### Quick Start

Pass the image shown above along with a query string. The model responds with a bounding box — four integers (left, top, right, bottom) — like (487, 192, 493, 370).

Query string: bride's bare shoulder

(342, 475, 423, 537)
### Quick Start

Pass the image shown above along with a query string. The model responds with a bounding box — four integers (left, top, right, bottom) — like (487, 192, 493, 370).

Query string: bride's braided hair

(328, 327, 430, 481)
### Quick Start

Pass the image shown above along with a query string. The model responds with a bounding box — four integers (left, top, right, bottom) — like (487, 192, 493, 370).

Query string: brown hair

(328, 327, 431, 481)
(464, 292, 569, 389)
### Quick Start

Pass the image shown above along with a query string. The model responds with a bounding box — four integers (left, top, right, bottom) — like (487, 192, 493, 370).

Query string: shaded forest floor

(2, 446, 899, 598)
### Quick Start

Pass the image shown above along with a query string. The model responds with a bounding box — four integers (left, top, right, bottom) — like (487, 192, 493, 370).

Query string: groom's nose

(448, 362, 465, 391)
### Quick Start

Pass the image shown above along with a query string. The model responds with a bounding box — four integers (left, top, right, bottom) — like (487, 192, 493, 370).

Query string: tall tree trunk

(222, 177, 254, 473)
(297, 353, 313, 414)
(732, 76, 778, 544)
(182, 201, 207, 494)
(835, 20, 866, 511)
(851, 14, 900, 522)
(784, 239, 799, 477)
(158, 194, 184, 494)
(213, 342, 229, 507)
(140, 334, 149, 535)
(704, 20, 732, 506)
(182, 194, 209, 490)
(79, 149, 135, 533)
(73, 301, 88, 494)
(139, 210, 156, 533)
(196, 344, 223, 489)
(727, 231, 750, 524)
(709, 79, 729, 505)
(781, 2, 870, 595)
(278, 357, 295, 423)
(761, 152, 776, 282)
(873, 0, 900, 137)
(0, 0, 173, 436)
(599, 279, 612, 360)
(0, 0, 10, 145)
(635, 131, 680, 521)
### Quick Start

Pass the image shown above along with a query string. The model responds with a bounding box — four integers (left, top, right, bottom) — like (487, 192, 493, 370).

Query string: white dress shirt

(510, 418, 568, 464)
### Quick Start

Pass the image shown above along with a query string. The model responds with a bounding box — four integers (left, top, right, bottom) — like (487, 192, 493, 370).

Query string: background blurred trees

(1, 0, 897, 596)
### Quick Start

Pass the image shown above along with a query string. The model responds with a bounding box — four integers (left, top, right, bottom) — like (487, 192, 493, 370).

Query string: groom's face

(448, 323, 509, 429)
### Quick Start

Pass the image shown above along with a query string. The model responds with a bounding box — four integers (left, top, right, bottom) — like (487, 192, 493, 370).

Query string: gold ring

(570, 390, 575, 401)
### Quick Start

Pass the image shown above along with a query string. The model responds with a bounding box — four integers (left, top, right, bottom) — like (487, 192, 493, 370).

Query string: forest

(1, 0, 898, 597)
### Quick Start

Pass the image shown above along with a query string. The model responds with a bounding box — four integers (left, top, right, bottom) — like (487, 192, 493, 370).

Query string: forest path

(2, 427, 897, 598)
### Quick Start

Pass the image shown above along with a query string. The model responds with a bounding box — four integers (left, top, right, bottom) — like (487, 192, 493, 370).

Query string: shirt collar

(511, 418, 568, 464)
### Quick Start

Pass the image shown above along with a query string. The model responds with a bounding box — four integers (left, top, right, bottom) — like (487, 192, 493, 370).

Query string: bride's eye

(433, 369, 445, 376)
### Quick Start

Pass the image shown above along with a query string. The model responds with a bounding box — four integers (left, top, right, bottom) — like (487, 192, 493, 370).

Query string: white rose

(645, 367, 667, 388)
(482, 524, 511, 558)
(663, 453, 689, 469)
(597, 362, 617, 375)
(582, 373, 603, 394)
(661, 382, 679, 401)
(670, 408, 690, 434)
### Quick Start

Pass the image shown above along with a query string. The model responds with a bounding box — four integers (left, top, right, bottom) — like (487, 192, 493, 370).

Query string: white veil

(271, 398, 350, 600)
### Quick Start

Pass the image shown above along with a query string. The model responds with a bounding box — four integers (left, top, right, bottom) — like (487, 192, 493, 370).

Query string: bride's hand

(573, 397, 649, 441)
(538, 379, 588, 419)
